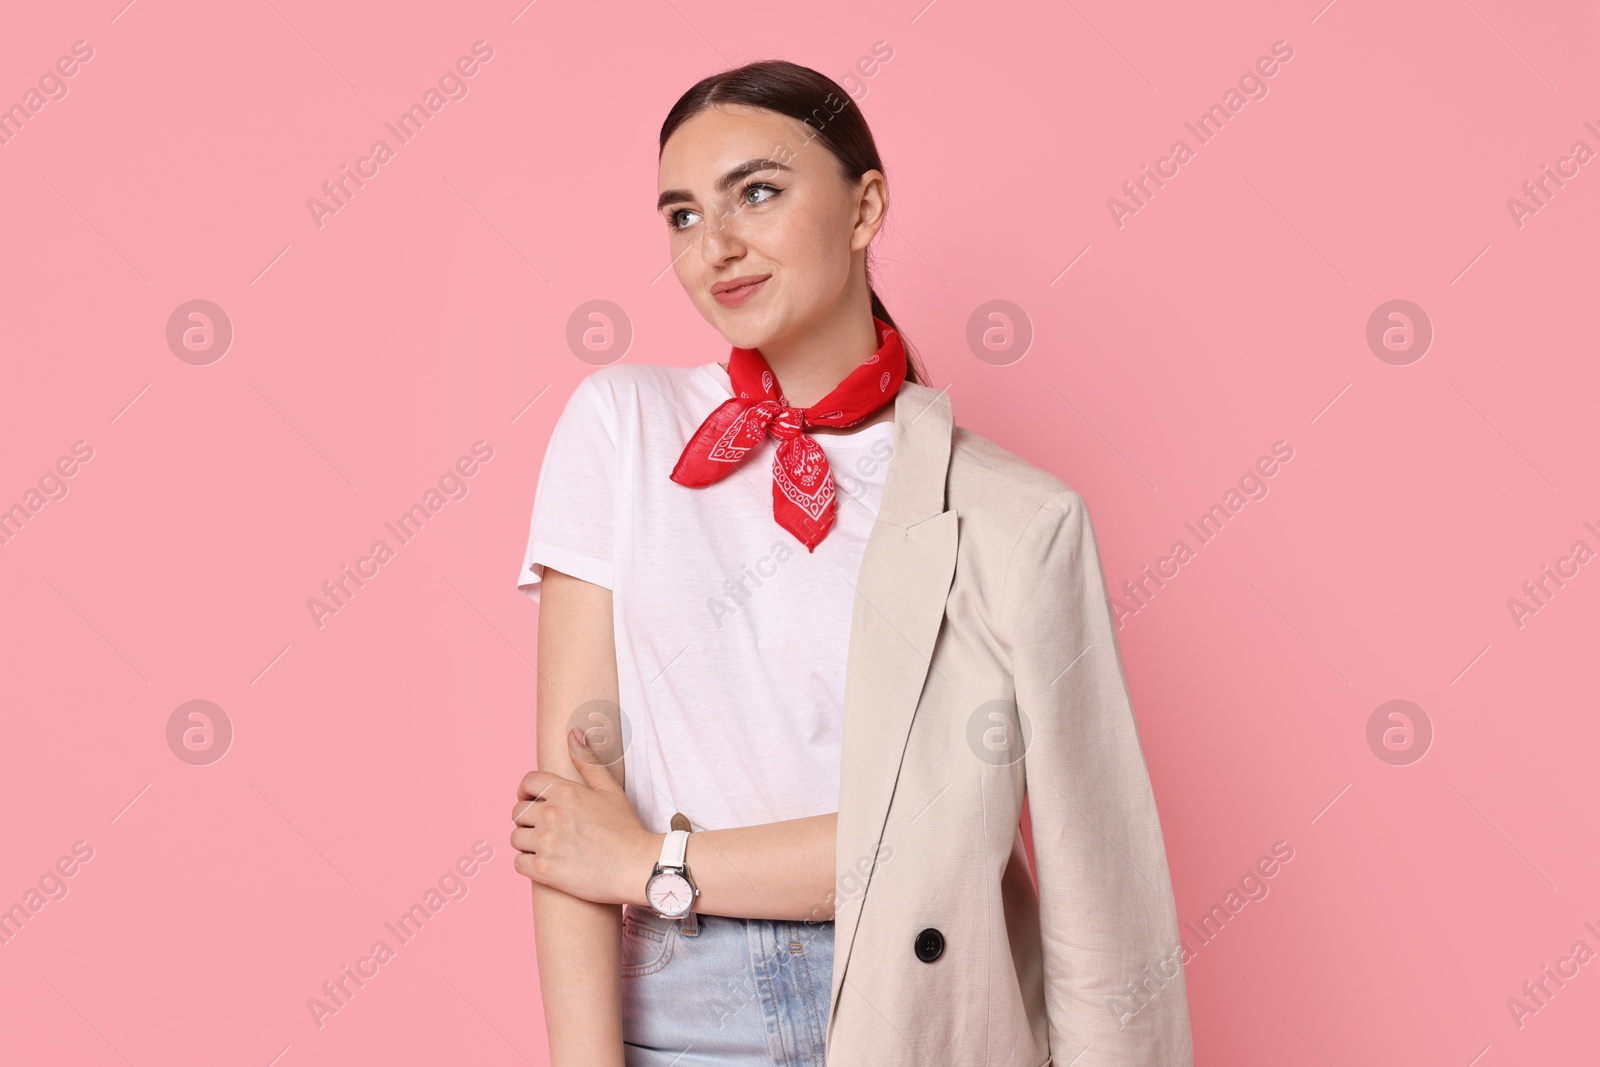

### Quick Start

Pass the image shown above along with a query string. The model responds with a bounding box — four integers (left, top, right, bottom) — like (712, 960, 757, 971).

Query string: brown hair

(659, 59, 927, 386)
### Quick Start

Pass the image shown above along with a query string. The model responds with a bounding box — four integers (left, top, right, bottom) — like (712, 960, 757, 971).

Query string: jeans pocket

(621, 911, 677, 978)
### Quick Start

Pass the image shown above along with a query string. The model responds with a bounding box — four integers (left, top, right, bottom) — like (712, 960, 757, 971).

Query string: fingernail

(571, 727, 588, 748)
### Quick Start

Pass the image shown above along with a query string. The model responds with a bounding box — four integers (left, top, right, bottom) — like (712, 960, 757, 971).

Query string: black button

(914, 927, 944, 962)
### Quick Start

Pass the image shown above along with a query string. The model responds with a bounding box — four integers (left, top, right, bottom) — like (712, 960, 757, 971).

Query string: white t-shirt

(517, 360, 895, 834)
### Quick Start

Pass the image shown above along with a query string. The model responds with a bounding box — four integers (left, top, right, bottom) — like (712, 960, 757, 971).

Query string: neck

(756, 291, 882, 408)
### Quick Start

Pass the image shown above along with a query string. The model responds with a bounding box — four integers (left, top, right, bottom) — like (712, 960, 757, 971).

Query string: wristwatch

(645, 815, 699, 919)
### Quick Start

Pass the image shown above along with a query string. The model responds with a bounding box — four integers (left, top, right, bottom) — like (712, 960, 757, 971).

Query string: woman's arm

(623, 812, 839, 922)
(516, 704, 843, 923)
(524, 568, 627, 1067)
(519, 728, 842, 922)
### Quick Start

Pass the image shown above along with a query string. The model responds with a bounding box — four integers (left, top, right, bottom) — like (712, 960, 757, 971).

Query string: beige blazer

(824, 380, 1193, 1066)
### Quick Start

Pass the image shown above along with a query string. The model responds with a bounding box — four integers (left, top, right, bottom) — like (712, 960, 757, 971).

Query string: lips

(712, 274, 770, 307)
(712, 274, 770, 295)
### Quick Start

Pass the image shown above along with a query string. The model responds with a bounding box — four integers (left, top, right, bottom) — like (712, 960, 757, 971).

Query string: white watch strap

(657, 828, 689, 869)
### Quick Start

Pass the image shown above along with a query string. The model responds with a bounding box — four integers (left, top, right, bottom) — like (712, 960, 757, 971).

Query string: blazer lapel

(828, 380, 959, 1028)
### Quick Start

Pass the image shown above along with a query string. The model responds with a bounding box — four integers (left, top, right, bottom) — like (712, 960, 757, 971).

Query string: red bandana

(670, 316, 906, 551)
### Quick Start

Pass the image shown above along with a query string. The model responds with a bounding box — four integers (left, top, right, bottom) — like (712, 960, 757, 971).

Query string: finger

(511, 798, 540, 825)
(510, 826, 538, 853)
(568, 728, 624, 793)
(518, 770, 562, 800)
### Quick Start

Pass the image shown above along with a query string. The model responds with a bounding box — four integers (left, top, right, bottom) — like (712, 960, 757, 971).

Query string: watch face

(647, 870, 693, 916)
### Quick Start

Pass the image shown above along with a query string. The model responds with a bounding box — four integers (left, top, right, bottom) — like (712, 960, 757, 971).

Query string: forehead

(657, 104, 819, 189)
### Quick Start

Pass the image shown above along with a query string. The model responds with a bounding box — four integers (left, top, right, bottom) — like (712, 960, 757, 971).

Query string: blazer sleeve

(1002, 490, 1194, 1067)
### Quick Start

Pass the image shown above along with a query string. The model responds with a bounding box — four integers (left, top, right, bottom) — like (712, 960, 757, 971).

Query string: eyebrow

(657, 158, 792, 213)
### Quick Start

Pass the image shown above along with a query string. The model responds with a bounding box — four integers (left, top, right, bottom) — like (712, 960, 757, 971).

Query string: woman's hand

(511, 727, 658, 907)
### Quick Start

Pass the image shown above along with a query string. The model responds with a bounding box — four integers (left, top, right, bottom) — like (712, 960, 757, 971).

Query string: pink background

(2, 0, 1597, 1063)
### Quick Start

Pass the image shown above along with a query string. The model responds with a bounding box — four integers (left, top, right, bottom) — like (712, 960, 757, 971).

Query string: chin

(709, 307, 783, 352)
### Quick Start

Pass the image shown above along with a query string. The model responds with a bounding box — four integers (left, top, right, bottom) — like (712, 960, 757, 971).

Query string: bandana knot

(767, 405, 807, 440)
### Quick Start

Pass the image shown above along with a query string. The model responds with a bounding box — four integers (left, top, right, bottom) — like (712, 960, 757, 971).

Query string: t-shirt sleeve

(515, 373, 617, 602)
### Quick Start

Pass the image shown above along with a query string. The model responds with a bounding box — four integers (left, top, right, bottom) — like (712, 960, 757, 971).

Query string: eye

(666, 206, 701, 231)
(743, 182, 780, 207)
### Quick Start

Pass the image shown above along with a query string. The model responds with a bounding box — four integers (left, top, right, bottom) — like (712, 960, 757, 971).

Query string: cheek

(768, 214, 850, 288)
(671, 240, 708, 286)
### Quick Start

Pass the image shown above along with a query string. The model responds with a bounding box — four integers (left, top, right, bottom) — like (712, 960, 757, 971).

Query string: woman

(512, 60, 1193, 1067)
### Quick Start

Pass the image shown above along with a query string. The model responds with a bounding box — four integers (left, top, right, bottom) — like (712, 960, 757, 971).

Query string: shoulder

(562, 360, 719, 428)
(946, 419, 1083, 529)
(576, 360, 714, 401)
(942, 422, 1105, 611)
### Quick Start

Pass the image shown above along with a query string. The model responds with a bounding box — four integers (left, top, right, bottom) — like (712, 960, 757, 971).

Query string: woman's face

(657, 103, 885, 350)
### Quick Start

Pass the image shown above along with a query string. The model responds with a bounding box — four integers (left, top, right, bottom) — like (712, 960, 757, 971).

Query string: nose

(698, 204, 745, 264)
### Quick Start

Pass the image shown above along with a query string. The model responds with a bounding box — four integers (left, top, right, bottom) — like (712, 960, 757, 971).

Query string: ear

(851, 169, 889, 252)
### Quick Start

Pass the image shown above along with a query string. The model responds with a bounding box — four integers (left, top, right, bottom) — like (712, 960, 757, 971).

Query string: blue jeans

(620, 903, 836, 1066)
